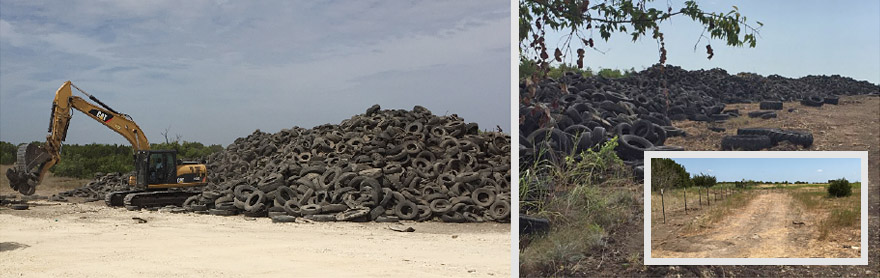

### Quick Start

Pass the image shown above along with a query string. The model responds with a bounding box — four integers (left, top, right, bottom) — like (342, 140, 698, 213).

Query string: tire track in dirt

(653, 191, 828, 258)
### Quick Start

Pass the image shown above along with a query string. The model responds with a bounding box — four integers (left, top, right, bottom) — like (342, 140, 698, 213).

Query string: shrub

(0, 141, 17, 164)
(692, 173, 717, 188)
(827, 178, 852, 197)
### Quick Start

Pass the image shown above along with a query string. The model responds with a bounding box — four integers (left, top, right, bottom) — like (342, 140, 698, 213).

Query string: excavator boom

(6, 81, 149, 195)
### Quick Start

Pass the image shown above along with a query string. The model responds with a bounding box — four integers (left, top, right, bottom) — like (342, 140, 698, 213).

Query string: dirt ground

(0, 167, 510, 277)
(649, 95, 880, 277)
(652, 190, 859, 259)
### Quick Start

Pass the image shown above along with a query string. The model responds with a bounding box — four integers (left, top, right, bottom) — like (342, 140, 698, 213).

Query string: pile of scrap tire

(519, 64, 879, 170)
(49, 172, 135, 202)
(189, 105, 511, 223)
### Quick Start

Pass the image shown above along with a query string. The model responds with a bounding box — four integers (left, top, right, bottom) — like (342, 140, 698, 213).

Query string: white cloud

(707, 169, 714, 172)
(817, 169, 824, 172)
(0, 1, 510, 145)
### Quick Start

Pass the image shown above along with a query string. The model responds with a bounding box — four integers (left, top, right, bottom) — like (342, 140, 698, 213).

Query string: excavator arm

(6, 81, 149, 195)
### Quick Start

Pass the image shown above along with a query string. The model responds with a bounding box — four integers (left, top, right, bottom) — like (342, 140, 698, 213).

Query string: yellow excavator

(5, 81, 208, 209)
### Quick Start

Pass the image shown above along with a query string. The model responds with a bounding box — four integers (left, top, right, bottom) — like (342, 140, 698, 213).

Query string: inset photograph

(645, 152, 868, 265)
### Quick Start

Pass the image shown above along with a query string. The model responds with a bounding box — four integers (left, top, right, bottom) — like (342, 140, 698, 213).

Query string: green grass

(650, 184, 743, 226)
(791, 190, 826, 210)
(520, 138, 640, 276)
(787, 185, 860, 240)
(819, 207, 859, 240)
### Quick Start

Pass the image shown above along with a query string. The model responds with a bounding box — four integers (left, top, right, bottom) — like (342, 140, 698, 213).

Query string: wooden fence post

(707, 187, 710, 206)
(661, 189, 666, 224)
(699, 187, 702, 209)
(684, 188, 688, 215)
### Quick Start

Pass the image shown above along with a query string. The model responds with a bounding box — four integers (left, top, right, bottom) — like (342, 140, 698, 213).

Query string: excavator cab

(133, 150, 207, 188)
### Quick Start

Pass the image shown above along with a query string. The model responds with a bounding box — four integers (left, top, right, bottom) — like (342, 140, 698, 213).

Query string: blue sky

(539, 0, 880, 84)
(671, 158, 861, 183)
(0, 1, 510, 146)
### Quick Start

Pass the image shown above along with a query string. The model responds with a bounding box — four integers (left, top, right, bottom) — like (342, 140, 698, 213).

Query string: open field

(652, 185, 861, 258)
(0, 165, 510, 277)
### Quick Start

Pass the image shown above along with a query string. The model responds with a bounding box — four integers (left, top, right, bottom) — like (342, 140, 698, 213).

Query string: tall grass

(520, 136, 639, 275)
(789, 185, 860, 240)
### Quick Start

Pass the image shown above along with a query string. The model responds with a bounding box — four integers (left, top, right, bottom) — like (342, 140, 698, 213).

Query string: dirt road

(0, 201, 510, 277)
(653, 191, 859, 259)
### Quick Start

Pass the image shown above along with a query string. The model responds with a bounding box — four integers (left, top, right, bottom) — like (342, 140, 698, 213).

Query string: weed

(520, 137, 638, 276)
(819, 207, 859, 240)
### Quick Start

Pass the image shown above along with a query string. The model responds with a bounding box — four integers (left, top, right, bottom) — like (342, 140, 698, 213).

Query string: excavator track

(122, 190, 200, 210)
(105, 190, 145, 207)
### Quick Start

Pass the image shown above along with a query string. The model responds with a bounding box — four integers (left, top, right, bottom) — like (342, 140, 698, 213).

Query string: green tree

(0, 141, 17, 164)
(49, 142, 222, 179)
(651, 158, 692, 191)
(692, 173, 716, 187)
(520, 0, 761, 73)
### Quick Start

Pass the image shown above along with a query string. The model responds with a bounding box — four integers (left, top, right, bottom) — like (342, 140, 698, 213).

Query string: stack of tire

(189, 105, 511, 223)
(519, 64, 876, 176)
(49, 172, 136, 202)
(721, 128, 813, 151)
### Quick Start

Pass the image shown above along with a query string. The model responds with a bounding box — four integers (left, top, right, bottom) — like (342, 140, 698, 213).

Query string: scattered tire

(760, 112, 777, 119)
(800, 96, 824, 107)
(306, 214, 337, 222)
(271, 215, 297, 223)
(759, 101, 783, 110)
(208, 209, 236, 216)
(748, 110, 775, 118)
(11, 204, 28, 210)
(824, 96, 839, 105)
(721, 135, 772, 151)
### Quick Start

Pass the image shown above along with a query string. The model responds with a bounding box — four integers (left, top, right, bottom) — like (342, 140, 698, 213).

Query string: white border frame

(643, 151, 869, 265)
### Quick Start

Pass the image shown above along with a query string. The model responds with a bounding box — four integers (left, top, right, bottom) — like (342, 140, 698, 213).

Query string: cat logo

(88, 109, 114, 122)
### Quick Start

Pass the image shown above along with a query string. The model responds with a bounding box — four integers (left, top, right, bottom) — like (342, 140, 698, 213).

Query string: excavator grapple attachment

(5, 143, 52, 195)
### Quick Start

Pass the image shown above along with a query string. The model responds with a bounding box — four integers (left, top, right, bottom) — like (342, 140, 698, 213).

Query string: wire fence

(651, 185, 741, 224)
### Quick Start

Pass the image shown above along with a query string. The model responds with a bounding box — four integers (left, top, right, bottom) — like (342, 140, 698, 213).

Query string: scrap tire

(306, 214, 337, 222)
(300, 204, 322, 215)
(721, 135, 772, 151)
(336, 208, 370, 221)
(394, 201, 418, 220)
(488, 199, 510, 221)
(208, 209, 236, 216)
(471, 188, 495, 208)
(824, 96, 839, 105)
(271, 215, 297, 223)
(800, 96, 824, 107)
(190, 204, 208, 212)
(11, 204, 28, 210)
(747, 110, 774, 118)
(616, 134, 654, 161)
(244, 191, 267, 213)
(759, 101, 783, 110)
(760, 112, 777, 119)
